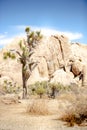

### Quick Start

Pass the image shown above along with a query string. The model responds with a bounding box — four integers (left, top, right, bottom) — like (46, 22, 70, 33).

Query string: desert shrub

(34, 81, 46, 98)
(26, 99, 50, 115)
(3, 80, 20, 94)
(27, 84, 36, 96)
(60, 94, 87, 126)
(35, 86, 46, 98)
(28, 81, 71, 98)
(48, 82, 70, 98)
(28, 81, 48, 98)
(34, 81, 48, 88)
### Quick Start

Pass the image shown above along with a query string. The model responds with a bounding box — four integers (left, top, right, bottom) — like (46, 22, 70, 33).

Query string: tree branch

(10, 49, 22, 57)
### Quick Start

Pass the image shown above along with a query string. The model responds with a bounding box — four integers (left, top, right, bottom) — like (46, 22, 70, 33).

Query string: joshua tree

(3, 27, 42, 99)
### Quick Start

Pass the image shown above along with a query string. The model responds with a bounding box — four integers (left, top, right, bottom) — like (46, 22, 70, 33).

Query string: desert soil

(0, 98, 87, 130)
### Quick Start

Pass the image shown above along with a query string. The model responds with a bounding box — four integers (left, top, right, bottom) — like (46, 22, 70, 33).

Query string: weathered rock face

(31, 35, 71, 75)
(38, 57, 48, 78)
(0, 35, 87, 87)
(82, 65, 87, 87)
(71, 60, 83, 76)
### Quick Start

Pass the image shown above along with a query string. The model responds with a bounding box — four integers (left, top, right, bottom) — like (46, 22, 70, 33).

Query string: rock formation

(0, 35, 87, 87)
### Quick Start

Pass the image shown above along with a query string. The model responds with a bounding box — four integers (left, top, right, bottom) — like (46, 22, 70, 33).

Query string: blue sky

(0, 0, 87, 48)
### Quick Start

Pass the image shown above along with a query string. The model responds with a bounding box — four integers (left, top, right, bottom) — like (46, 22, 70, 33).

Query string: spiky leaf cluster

(25, 27, 42, 47)
(3, 51, 16, 59)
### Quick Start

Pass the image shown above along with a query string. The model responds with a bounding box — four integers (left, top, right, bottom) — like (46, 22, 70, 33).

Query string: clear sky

(0, 0, 87, 48)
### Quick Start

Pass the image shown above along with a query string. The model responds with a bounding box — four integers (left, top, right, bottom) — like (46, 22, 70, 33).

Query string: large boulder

(71, 59, 83, 76)
(50, 69, 74, 86)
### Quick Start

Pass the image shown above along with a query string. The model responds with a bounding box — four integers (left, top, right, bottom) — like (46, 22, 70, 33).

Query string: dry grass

(59, 90, 87, 127)
(1, 94, 19, 104)
(26, 99, 51, 115)
(58, 92, 76, 102)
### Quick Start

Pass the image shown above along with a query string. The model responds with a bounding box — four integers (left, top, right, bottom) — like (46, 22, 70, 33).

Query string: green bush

(28, 81, 71, 98)
(36, 86, 46, 98)
(35, 81, 46, 98)
(3, 80, 20, 94)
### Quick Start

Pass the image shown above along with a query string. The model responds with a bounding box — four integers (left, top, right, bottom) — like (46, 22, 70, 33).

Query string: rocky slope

(0, 35, 87, 89)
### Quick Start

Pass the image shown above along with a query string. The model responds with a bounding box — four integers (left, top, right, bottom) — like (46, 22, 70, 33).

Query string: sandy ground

(0, 98, 87, 130)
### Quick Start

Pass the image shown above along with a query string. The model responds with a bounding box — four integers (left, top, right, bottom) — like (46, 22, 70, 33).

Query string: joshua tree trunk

(22, 65, 27, 99)
(23, 77, 27, 99)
